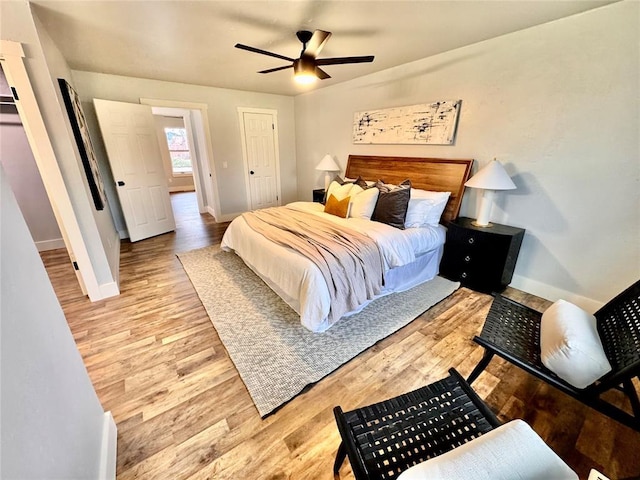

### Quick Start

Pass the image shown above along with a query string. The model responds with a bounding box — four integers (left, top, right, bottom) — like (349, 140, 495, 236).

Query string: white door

(94, 99, 175, 242)
(241, 111, 279, 210)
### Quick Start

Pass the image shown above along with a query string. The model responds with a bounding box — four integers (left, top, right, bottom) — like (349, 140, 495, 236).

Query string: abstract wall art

(58, 78, 106, 210)
(353, 100, 461, 145)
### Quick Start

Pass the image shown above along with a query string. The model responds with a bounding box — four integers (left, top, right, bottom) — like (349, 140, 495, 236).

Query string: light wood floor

(40, 192, 639, 480)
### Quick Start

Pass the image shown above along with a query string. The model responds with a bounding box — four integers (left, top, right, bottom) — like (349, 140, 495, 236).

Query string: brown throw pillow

(371, 179, 412, 229)
(324, 194, 351, 218)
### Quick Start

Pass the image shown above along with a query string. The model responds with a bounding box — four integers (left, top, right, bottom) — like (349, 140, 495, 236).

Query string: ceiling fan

(235, 30, 375, 84)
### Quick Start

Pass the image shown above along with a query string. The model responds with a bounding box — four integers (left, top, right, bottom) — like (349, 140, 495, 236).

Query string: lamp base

(324, 172, 331, 190)
(471, 221, 494, 228)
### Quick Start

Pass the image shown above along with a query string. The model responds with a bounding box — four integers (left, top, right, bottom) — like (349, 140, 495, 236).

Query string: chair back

(595, 280, 640, 387)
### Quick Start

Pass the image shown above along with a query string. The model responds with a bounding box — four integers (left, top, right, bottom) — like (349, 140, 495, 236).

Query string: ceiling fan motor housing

(294, 56, 316, 75)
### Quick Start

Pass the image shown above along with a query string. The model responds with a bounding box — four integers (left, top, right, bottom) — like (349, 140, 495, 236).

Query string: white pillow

(397, 420, 578, 480)
(540, 299, 612, 389)
(349, 187, 379, 219)
(405, 189, 451, 227)
(326, 180, 355, 202)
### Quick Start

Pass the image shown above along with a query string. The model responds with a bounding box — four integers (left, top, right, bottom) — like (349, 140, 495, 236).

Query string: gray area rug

(177, 245, 459, 417)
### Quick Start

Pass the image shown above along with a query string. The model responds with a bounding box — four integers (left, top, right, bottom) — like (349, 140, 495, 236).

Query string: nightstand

(440, 217, 525, 294)
(312, 188, 326, 203)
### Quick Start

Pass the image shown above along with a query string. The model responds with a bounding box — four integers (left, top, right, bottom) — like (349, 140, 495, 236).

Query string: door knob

(117, 181, 125, 186)
(250, 170, 255, 175)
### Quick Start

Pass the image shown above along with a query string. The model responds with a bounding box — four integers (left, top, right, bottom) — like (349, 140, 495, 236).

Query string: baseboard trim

(98, 411, 117, 480)
(98, 281, 120, 300)
(216, 210, 243, 223)
(510, 274, 604, 313)
(169, 186, 195, 193)
(35, 238, 66, 252)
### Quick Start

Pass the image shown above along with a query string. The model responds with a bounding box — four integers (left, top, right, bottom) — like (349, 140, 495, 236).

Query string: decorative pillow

(324, 194, 351, 218)
(405, 189, 451, 227)
(326, 180, 355, 203)
(349, 186, 379, 219)
(371, 179, 411, 229)
(540, 299, 612, 389)
(353, 176, 370, 190)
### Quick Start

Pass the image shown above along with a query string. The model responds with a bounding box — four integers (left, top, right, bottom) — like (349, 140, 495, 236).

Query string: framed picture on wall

(58, 78, 106, 210)
(353, 100, 462, 145)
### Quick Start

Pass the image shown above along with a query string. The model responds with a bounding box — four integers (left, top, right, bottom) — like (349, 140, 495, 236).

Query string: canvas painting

(58, 78, 106, 210)
(353, 100, 461, 145)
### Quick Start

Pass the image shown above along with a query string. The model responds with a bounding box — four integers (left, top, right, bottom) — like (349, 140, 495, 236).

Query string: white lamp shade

(465, 159, 516, 190)
(315, 154, 340, 172)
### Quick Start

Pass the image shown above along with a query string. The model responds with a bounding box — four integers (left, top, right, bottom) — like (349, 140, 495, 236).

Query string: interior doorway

(238, 107, 281, 211)
(0, 64, 64, 252)
(140, 98, 221, 221)
(151, 108, 202, 218)
(0, 40, 103, 300)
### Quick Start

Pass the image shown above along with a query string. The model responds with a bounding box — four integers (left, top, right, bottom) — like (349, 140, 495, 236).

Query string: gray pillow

(371, 179, 411, 229)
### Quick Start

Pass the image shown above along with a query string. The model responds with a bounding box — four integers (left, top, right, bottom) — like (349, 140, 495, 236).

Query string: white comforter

(221, 202, 445, 332)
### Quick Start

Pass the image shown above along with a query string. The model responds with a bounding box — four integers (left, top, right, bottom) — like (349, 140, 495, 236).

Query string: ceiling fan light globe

(293, 57, 317, 84)
(294, 73, 317, 84)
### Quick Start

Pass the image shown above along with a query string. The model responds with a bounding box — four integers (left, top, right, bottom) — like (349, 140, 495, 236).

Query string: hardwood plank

(39, 191, 640, 479)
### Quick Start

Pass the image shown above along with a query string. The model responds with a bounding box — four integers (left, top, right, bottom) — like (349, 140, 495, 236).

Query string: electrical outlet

(588, 469, 610, 480)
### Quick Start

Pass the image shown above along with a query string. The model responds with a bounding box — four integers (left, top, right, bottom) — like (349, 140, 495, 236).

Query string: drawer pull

(461, 272, 468, 279)
(468, 237, 475, 244)
(464, 255, 471, 262)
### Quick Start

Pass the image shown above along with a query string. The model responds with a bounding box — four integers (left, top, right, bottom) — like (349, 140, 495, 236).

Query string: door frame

(237, 107, 281, 211)
(140, 98, 220, 220)
(0, 40, 102, 300)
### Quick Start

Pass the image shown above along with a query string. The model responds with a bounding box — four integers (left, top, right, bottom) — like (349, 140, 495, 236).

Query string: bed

(221, 155, 473, 332)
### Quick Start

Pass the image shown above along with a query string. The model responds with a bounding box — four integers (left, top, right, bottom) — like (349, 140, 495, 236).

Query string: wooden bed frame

(344, 155, 474, 224)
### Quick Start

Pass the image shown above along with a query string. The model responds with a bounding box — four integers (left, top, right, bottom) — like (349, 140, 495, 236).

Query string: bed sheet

(220, 202, 446, 332)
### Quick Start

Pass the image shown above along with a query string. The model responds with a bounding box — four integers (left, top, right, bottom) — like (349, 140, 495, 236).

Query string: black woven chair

(333, 368, 501, 480)
(468, 279, 640, 432)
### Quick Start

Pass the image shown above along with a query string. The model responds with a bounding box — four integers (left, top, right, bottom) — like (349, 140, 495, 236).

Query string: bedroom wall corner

(293, 1, 639, 307)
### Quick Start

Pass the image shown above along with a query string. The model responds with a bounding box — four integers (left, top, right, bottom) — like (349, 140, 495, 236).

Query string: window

(164, 127, 192, 175)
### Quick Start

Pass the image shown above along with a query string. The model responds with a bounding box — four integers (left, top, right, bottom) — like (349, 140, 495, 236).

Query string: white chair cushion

(540, 299, 612, 389)
(397, 420, 578, 480)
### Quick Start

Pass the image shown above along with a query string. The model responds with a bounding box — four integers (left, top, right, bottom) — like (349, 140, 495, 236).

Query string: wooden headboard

(344, 155, 474, 224)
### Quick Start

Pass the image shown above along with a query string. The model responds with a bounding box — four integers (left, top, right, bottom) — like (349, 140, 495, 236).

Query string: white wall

(32, 11, 121, 288)
(294, 1, 639, 309)
(70, 70, 296, 228)
(0, 167, 115, 479)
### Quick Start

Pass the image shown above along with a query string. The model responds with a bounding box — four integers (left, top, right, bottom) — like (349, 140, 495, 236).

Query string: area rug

(177, 245, 459, 417)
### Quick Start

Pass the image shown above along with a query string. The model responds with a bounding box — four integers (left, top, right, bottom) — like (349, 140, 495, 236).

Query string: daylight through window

(164, 127, 192, 175)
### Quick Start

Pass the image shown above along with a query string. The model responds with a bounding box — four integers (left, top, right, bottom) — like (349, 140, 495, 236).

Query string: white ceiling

(31, 0, 617, 97)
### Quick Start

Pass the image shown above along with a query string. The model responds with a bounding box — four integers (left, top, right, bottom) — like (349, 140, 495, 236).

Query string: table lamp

(464, 158, 516, 227)
(315, 154, 341, 190)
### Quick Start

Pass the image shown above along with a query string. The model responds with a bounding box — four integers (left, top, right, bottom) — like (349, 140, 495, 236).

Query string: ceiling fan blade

(316, 55, 375, 66)
(235, 43, 295, 62)
(258, 65, 293, 74)
(315, 67, 331, 80)
(304, 30, 331, 58)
